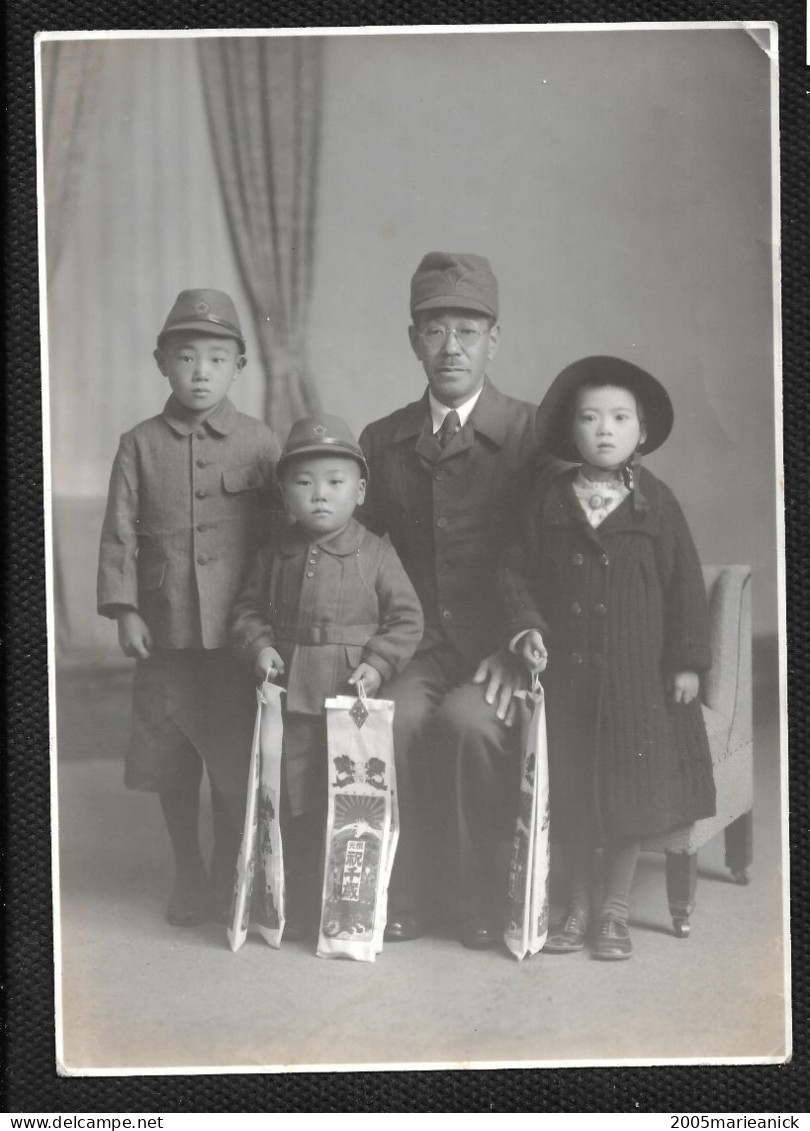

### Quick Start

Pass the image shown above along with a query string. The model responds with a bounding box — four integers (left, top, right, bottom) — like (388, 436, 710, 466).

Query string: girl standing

(500, 356, 716, 959)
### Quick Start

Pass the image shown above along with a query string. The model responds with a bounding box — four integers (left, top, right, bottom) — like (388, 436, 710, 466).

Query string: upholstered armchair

(642, 564, 753, 936)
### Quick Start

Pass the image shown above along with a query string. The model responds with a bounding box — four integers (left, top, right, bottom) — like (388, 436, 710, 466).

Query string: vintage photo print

(37, 24, 787, 1073)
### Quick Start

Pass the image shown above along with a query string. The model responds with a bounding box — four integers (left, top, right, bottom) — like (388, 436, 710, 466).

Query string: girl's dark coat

(499, 466, 716, 841)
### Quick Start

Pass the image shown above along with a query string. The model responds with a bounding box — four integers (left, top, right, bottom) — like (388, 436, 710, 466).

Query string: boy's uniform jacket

(97, 395, 281, 648)
(97, 395, 280, 817)
(499, 466, 716, 841)
(231, 518, 424, 713)
(231, 517, 423, 815)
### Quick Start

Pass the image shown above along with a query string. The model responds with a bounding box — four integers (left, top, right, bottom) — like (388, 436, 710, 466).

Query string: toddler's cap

(278, 414, 369, 479)
(157, 289, 246, 354)
(536, 355, 674, 461)
(410, 252, 499, 320)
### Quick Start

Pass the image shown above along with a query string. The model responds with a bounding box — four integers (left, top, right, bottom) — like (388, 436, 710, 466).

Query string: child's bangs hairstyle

(567, 379, 647, 448)
(536, 356, 674, 465)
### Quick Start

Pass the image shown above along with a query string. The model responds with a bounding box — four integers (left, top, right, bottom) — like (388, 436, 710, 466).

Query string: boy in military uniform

(230, 414, 423, 937)
(97, 289, 281, 927)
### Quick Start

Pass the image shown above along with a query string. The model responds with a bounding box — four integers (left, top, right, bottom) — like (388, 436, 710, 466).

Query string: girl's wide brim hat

(536, 355, 674, 462)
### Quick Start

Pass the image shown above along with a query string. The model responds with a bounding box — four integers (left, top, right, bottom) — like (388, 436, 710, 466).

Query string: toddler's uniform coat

(230, 516, 424, 815)
(499, 465, 716, 841)
(97, 394, 280, 815)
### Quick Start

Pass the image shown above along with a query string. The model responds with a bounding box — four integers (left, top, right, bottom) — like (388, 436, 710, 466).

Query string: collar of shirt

(279, 516, 366, 558)
(391, 379, 512, 447)
(428, 387, 483, 434)
(162, 395, 238, 437)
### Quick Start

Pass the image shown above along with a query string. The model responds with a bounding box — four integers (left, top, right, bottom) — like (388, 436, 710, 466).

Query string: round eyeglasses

(417, 323, 488, 350)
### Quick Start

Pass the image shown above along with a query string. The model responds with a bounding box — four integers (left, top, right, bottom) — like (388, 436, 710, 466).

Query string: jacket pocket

(137, 556, 166, 591)
(222, 465, 264, 494)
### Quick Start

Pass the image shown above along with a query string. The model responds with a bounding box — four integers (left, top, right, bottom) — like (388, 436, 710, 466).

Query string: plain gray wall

(44, 29, 779, 652)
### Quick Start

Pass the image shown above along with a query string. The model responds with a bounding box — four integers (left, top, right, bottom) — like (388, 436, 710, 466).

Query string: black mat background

(5, 0, 808, 1113)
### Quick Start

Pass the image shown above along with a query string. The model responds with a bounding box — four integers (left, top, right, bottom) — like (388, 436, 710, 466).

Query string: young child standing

(97, 289, 281, 927)
(500, 356, 716, 960)
(230, 414, 424, 937)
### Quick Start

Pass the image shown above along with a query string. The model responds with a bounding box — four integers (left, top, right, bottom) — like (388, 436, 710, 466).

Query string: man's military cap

(157, 289, 246, 354)
(410, 252, 499, 320)
(278, 414, 369, 479)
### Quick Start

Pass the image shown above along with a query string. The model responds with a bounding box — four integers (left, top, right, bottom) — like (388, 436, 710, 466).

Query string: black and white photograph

(37, 23, 788, 1073)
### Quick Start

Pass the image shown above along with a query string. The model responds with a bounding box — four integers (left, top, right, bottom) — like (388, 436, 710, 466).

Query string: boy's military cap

(410, 252, 499, 320)
(157, 289, 246, 354)
(278, 414, 369, 479)
(536, 355, 674, 461)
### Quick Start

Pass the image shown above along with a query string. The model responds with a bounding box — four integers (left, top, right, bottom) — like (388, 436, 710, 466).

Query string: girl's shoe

(592, 916, 633, 960)
(543, 911, 589, 953)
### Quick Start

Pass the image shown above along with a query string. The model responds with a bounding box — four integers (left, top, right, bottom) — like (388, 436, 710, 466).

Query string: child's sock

(598, 839, 640, 923)
(159, 787, 209, 925)
(564, 836, 595, 920)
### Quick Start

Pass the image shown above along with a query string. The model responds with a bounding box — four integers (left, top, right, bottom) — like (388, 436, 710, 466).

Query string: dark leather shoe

(543, 911, 589, 954)
(384, 913, 424, 942)
(459, 918, 497, 950)
(593, 917, 632, 960)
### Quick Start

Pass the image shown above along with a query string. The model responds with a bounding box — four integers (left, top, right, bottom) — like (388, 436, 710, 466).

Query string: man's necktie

(437, 409, 461, 449)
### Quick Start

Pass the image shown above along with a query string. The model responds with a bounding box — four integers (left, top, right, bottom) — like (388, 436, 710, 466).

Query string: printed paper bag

(504, 678, 551, 961)
(317, 688, 398, 962)
(228, 679, 286, 952)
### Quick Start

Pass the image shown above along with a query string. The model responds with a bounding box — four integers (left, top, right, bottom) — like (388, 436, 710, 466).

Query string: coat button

(572, 553, 584, 566)
(306, 571, 315, 578)
(195, 489, 208, 499)
(197, 523, 208, 533)
(441, 609, 453, 621)
(196, 459, 207, 468)
(600, 554, 610, 567)
(197, 554, 208, 565)
(437, 516, 448, 528)
(570, 652, 583, 665)
(594, 603, 607, 616)
(570, 602, 581, 615)
(308, 558, 317, 565)
(434, 470, 446, 481)
(196, 431, 206, 440)
(310, 546, 319, 554)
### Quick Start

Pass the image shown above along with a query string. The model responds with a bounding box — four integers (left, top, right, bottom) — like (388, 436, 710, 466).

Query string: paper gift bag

(504, 678, 551, 961)
(228, 679, 286, 952)
(317, 687, 398, 962)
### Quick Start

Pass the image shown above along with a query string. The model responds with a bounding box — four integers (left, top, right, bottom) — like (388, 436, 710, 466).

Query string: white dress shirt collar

(428, 387, 484, 434)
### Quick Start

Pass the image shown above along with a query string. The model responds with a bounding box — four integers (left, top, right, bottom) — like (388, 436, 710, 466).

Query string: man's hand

(671, 671, 700, 704)
(255, 646, 285, 682)
(520, 630, 548, 675)
(472, 649, 526, 727)
(116, 609, 153, 660)
(348, 663, 382, 697)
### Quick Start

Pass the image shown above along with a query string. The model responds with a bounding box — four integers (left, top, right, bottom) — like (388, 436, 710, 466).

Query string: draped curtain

(198, 38, 324, 435)
(41, 40, 105, 282)
(41, 40, 105, 655)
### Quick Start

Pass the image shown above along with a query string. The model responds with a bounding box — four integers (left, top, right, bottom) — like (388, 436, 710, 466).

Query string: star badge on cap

(350, 699, 369, 729)
(194, 300, 210, 314)
(313, 424, 328, 437)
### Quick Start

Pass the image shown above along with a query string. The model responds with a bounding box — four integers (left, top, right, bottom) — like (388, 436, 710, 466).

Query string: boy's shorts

(126, 648, 255, 822)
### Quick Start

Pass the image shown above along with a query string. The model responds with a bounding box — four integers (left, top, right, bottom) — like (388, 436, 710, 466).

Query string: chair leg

(724, 809, 753, 884)
(666, 851, 697, 937)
